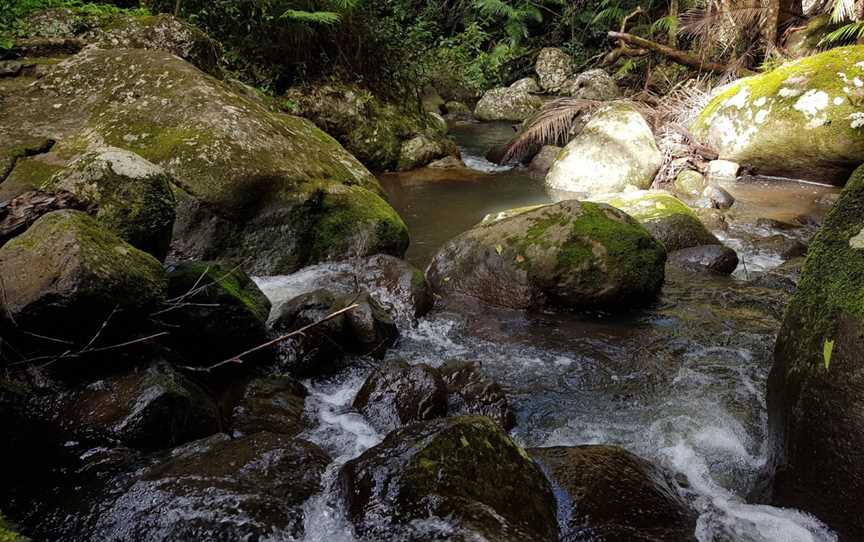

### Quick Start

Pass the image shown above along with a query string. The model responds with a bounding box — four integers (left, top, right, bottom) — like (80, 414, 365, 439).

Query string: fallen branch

(184, 303, 360, 373)
(0, 190, 88, 245)
(607, 31, 755, 77)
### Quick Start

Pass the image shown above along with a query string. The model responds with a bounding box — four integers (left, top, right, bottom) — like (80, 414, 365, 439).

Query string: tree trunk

(174, 0, 182, 17)
(762, 0, 781, 50)
(669, 0, 679, 47)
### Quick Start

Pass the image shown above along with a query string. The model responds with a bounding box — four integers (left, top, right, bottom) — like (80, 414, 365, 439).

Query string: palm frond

(829, 0, 857, 23)
(500, 98, 605, 163)
(679, 4, 765, 38)
(819, 20, 864, 44)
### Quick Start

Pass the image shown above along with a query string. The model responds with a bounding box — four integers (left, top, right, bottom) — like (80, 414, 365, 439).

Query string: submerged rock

(161, 262, 271, 366)
(766, 164, 864, 539)
(353, 360, 448, 433)
(439, 360, 516, 430)
(61, 359, 220, 451)
(474, 87, 544, 122)
(667, 244, 739, 274)
(530, 445, 697, 541)
(41, 147, 175, 260)
(594, 191, 719, 251)
(340, 416, 558, 541)
(427, 200, 666, 310)
(39, 432, 329, 541)
(546, 103, 662, 198)
(692, 46, 864, 184)
(0, 210, 166, 344)
(536, 47, 574, 93)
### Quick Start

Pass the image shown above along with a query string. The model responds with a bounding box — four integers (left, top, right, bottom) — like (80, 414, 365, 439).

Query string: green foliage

(819, 20, 864, 46)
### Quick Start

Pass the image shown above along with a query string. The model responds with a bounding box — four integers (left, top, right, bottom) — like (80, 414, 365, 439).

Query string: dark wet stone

(60, 360, 220, 452)
(701, 185, 735, 209)
(753, 235, 808, 259)
(751, 257, 804, 293)
(667, 245, 739, 275)
(338, 290, 399, 358)
(228, 376, 308, 437)
(270, 289, 346, 376)
(340, 416, 557, 541)
(353, 359, 448, 433)
(439, 360, 516, 430)
(530, 445, 697, 542)
(30, 432, 330, 541)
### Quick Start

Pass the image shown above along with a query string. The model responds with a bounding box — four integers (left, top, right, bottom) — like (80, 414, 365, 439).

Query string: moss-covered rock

(22, 9, 220, 74)
(42, 147, 176, 260)
(692, 46, 864, 184)
(0, 210, 166, 342)
(535, 47, 574, 93)
(0, 48, 408, 274)
(530, 445, 697, 542)
(162, 261, 271, 365)
(284, 83, 452, 172)
(674, 169, 707, 199)
(398, 133, 458, 171)
(593, 190, 720, 251)
(428, 200, 666, 309)
(0, 513, 27, 542)
(444, 100, 472, 119)
(546, 102, 662, 198)
(339, 416, 558, 541)
(474, 87, 544, 122)
(766, 164, 864, 540)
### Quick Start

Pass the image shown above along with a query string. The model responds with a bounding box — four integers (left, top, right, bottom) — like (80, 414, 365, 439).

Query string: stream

(256, 120, 841, 542)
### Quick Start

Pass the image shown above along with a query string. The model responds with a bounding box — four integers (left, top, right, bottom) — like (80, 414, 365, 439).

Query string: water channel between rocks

(255, 120, 841, 542)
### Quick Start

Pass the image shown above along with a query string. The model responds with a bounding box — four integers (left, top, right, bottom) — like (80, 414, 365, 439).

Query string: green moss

(601, 192, 697, 222)
(776, 164, 864, 378)
(0, 157, 63, 200)
(0, 513, 27, 542)
(169, 262, 271, 323)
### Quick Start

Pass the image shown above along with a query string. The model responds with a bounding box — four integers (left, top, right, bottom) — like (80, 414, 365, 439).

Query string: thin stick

(186, 304, 359, 373)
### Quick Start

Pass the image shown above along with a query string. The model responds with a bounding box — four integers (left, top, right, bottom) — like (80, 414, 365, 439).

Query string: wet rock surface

(668, 244, 740, 274)
(340, 416, 558, 541)
(228, 376, 308, 437)
(531, 445, 697, 542)
(439, 360, 516, 430)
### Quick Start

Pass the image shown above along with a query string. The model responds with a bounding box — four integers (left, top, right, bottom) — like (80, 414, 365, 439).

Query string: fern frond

(281, 9, 343, 25)
(651, 14, 680, 36)
(501, 98, 605, 163)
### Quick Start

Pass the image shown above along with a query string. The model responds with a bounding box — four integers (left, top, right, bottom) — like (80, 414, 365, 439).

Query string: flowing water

(256, 119, 842, 541)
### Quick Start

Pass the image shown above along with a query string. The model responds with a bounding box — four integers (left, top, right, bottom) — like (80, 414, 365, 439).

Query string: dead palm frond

(500, 98, 604, 163)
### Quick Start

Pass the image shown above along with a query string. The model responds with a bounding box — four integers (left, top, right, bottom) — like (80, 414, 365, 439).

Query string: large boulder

(530, 445, 697, 541)
(536, 47, 574, 93)
(593, 191, 720, 251)
(60, 359, 220, 451)
(398, 133, 457, 171)
(41, 147, 175, 260)
(692, 46, 864, 184)
(228, 376, 308, 437)
(353, 359, 448, 433)
(339, 416, 558, 541)
(546, 103, 662, 198)
(766, 164, 864, 539)
(21, 9, 220, 74)
(561, 68, 621, 100)
(0, 210, 166, 344)
(474, 87, 544, 122)
(0, 47, 408, 275)
(161, 262, 271, 365)
(33, 432, 330, 541)
(427, 200, 666, 310)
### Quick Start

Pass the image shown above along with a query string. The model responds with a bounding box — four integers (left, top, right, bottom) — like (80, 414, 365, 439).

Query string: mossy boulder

(0, 513, 27, 542)
(0, 210, 166, 343)
(535, 47, 574, 93)
(546, 103, 662, 198)
(766, 164, 864, 539)
(510, 77, 542, 93)
(692, 46, 864, 184)
(474, 87, 544, 122)
(42, 147, 176, 260)
(22, 9, 219, 75)
(593, 191, 720, 251)
(339, 416, 558, 541)
(530, 445, 697, 541)
(445, 100, 472, 119)
(674, 169, 707, 199)
(61, 359, 220, 451)
(439, 360, 516, 430)
(161, 262, 271, 365)
(353, 359, 448, 433)
(427, 200, 667, 310)
(0, 48, 408, 275)
(284, 83, 450, 172)
(228, 376, 308, 437)
(398, 133, 458, 171)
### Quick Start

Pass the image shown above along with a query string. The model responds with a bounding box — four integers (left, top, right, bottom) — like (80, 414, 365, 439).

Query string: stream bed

(257, 120, 841, 541)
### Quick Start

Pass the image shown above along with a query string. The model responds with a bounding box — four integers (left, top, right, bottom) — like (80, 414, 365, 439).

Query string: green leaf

(824, 338, 835, 370)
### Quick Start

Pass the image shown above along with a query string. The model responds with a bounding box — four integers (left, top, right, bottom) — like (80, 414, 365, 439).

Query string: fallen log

(0, 190, 88, 246)
(607, 31, 755, 77)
